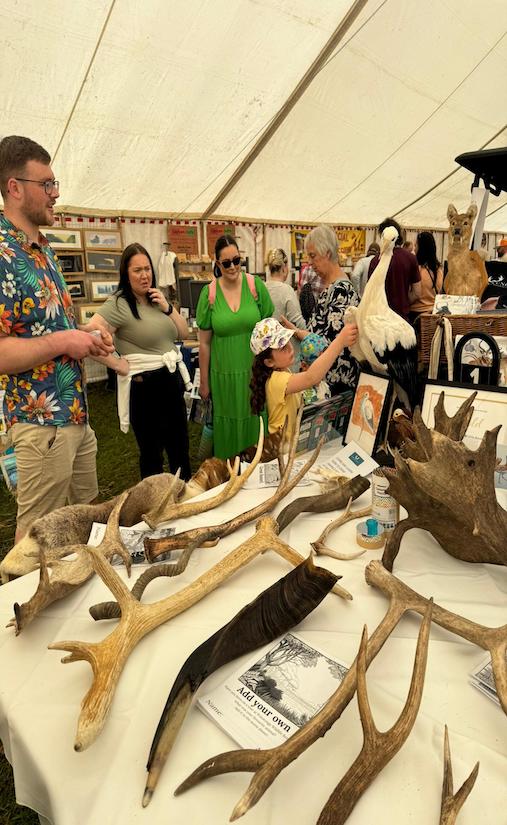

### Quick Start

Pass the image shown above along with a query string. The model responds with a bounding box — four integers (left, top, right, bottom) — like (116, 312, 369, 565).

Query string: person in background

(284, 224, 360, 396)
(197, 234, 274, 459)
(157, 241, 179, 301)
(409, 231, 443, 322)
(298, 262, 325, 323)
(265, 248, 306, 329)
(402, 240, 415, 254)
(368, 217, 421, 320)
(351, 242, 380, 297)
(250, 317, 358, 444)
(87, 243, 191, 480)
(0, 135, 118, 542)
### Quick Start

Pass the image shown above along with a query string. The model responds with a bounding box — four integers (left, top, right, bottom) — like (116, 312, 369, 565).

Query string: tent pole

(200, 0, 369, 220)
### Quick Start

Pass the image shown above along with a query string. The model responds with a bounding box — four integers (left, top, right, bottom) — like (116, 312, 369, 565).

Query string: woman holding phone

(87, 242, 191, 480)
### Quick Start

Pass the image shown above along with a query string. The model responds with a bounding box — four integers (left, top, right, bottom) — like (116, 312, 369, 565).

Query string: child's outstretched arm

(285, 323, 358, 396)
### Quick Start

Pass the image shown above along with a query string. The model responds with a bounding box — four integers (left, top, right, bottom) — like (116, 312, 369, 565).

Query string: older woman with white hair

(284, 225, 359, 394)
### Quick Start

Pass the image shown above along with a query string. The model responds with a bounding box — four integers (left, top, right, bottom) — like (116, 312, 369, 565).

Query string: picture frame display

(65, 279, 86, 300)
(57, 252, 85, 275)
(43, 228, 82, 250)
(78, 304, 99, 324)
(85, 251, 122, 273)
(421, 379, 507, 489)
(84, 229, 122, 250)
(91, 280, 118, 301)
(344, 371, 393, 456)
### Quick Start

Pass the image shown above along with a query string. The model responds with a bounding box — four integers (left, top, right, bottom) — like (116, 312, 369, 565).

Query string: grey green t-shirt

(97, 294, 179, 356)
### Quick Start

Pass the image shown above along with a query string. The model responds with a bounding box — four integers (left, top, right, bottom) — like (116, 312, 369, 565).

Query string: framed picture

(43, 228, 82, 250)
(78, 304, 99, 324)
(57, 252, 85, 274)
(296, 391, 353, 454)
(453, 332, 501, 386)
(85, 251, 122, 273)
(66, 279, 86, 300)
(421, 380, 507, 488)
(91, 280, 118, 301)
(84, 229, 122, 250)
(344, 371, 393, 456)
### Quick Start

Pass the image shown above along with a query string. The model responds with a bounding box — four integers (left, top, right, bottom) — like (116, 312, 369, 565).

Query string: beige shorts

(9, 422, 98, 535)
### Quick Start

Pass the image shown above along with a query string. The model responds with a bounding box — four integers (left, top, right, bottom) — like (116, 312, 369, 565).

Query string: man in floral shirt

(0, 135, 115, 542)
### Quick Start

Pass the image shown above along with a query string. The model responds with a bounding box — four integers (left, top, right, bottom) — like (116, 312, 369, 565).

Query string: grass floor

(0, 382, 202, 825)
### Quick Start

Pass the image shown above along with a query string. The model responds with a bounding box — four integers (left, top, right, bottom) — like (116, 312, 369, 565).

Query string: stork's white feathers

(346, 225, 418, 408)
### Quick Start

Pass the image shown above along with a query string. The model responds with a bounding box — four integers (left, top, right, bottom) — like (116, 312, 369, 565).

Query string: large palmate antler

(142, 556, 338, 806)
(144, 408, 322, 561)
(317, 606, 432, 824)
(382, 393, 507, 570)
(48, 504, 349, 752)
(440, 726, 479, 824)
(6, 492, 132, 634)
(142, 420, 265, 528)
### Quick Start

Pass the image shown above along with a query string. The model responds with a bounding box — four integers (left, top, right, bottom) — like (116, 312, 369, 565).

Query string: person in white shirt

(351, 242, 380, 297)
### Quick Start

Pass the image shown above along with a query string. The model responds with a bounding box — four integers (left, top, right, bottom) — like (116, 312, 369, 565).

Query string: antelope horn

(8, 490, 131, 634)
(366, 560, 507, 715)
(142, 556, 338, 806)
(142, 419, 265, 528)
(310, 499, 372, 560)
(316, 602, 432, 824)
(439, 725, 479, 824)
(275, 475, 370, 534)
(145, 408, 323, 561)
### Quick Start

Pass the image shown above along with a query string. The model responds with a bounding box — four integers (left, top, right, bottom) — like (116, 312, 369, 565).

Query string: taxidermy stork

(345, 226, 418, 408)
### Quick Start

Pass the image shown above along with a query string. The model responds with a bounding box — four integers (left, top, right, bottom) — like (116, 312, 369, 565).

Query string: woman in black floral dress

(303, 225, 360, 395)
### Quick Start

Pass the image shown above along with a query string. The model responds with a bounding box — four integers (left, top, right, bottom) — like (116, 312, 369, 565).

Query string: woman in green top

(197, 235, 274, 459)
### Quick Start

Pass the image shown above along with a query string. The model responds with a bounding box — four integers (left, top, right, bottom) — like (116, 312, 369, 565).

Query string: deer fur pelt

(0, 459, 230, 582)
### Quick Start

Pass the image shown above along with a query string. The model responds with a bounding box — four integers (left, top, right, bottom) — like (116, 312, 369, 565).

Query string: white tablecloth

(1, 468, 506, 825)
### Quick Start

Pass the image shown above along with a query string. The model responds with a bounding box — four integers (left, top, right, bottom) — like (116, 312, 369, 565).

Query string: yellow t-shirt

(266, 370, 302, 439)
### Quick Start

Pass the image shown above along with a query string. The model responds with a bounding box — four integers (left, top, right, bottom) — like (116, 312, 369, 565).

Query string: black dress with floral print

(308, 277, 360, 393)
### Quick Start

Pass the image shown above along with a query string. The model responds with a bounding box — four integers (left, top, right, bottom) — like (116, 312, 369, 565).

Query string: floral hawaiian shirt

(0, 215, 88, 428)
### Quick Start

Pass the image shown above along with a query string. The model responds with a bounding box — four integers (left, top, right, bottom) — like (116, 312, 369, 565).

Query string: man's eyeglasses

(219, 255, 241, 269)
(15, 178, 60, 195)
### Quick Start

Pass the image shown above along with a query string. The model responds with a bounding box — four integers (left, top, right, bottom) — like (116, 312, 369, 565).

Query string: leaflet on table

(87, 521, 176, 564)
(469, 655, 500, 707)
(240, 460, 312, 489)
(315, 440, 379, 478)
(197, 632, 349, 749)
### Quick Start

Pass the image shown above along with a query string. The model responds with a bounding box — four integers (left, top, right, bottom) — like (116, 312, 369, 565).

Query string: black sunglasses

(219, 255, 241, 269)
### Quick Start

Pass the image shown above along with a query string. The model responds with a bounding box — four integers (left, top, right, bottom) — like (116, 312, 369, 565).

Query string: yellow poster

(336, 228, 366, 260)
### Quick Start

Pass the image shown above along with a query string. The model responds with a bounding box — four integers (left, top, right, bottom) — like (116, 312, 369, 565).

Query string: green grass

(0, 381, 202, 825)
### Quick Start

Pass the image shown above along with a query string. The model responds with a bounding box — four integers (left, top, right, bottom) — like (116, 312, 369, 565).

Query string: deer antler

(366, 560, 507, 715)
(144, 407, 323, 561)
(439, 725, 479, 824)
(142, 556, 338, 806)
(7, 491, 132, 634)
(317, 603, 432, 824)
(142, 420, 265, 528)
(48, 502, 349, 752)
(175, 563, 426, 819)
(310, 498, 372, 560)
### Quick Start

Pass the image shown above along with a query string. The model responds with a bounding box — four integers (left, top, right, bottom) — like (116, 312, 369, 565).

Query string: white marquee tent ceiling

(1, 0, 506, 230)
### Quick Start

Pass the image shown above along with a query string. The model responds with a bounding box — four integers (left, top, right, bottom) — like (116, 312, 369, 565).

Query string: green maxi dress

(196, 274, 274, 459)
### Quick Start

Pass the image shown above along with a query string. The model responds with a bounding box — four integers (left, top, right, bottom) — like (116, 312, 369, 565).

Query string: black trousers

(129, 367, 191, 481)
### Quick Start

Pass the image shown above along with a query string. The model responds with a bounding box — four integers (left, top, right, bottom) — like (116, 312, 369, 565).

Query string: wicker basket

(418, 313, 507, 363)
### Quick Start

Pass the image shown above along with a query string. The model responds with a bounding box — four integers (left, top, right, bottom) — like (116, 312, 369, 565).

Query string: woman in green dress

(197, 235, 274, 459)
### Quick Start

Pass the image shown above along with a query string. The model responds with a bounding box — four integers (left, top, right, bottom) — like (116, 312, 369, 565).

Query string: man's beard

(23, 195, 54, 227)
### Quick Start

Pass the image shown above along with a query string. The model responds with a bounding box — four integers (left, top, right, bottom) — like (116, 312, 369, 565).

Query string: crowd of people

(0, 133, 503, 544)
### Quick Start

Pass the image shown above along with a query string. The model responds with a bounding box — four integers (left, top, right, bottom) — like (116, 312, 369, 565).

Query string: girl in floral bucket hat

(250, 317, 358, 442)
